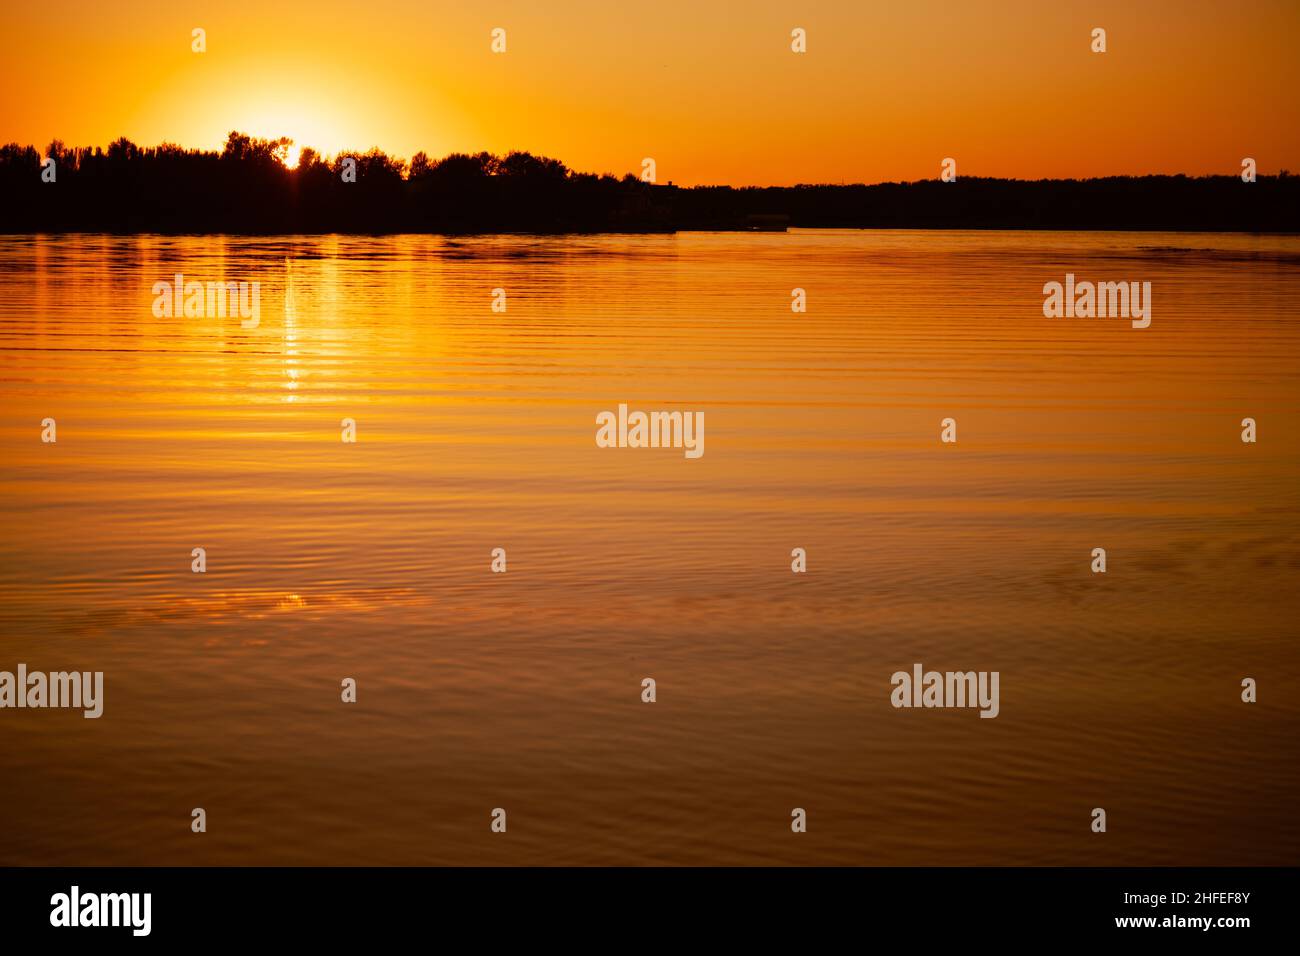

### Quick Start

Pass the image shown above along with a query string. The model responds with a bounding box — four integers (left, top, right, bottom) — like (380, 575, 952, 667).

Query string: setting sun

(0, 1, 1295, 185)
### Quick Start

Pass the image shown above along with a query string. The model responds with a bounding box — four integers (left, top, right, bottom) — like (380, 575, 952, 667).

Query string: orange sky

(1, 0, 1296, 186)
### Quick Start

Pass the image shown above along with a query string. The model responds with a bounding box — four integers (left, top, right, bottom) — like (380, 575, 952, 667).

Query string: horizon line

(8, 132, 1295, 191)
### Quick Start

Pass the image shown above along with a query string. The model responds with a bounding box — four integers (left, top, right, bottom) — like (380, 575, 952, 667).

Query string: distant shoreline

(5, 226, 1300, 238)
(3, 135, 1296, 234)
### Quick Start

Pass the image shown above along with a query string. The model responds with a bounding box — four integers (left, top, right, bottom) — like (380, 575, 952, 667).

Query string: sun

(283, 143, 302, 169)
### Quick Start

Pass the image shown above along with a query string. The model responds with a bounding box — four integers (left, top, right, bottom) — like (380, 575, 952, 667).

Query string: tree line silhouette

(1, 132, 1295, 232)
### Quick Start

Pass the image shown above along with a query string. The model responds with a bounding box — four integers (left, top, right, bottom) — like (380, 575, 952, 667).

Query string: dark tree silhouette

(0, 133, 1295, 233)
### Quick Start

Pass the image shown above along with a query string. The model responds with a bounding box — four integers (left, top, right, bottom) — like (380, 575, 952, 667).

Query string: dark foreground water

(1, 230, 1297, 864)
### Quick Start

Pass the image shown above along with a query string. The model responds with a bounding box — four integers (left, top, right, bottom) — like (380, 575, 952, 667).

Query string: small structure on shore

(745, 213, 790, 232)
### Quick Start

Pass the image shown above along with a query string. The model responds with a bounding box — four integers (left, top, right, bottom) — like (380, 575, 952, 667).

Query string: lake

(1, 230, 1297, 865)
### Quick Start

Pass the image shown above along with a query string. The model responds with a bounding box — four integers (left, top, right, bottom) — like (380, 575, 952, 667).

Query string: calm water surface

(1, 230, 1297, 864)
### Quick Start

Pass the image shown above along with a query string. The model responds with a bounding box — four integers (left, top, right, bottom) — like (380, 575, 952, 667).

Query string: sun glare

(283, 143, 302, 169)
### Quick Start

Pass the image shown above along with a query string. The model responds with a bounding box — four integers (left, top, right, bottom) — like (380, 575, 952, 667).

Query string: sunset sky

(2, 0, 1297, 185)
